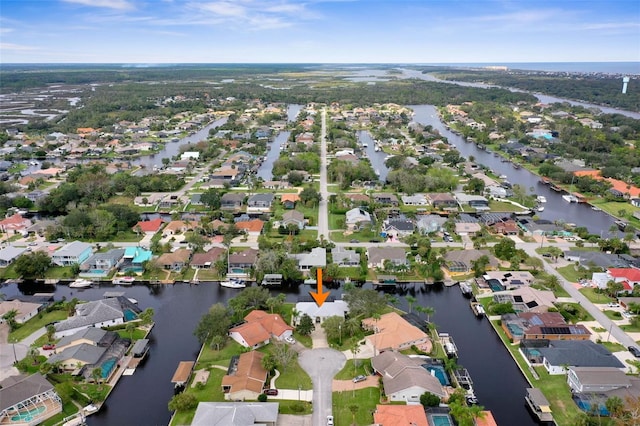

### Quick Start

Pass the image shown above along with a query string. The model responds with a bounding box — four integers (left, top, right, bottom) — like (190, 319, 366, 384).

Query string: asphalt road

(298, 347, 345, 426)
(317, 108, 329, 242)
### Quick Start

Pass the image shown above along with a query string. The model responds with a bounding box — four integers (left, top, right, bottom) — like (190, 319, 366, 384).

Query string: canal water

(357, 130, 390, 182)
(3, 281, 537, 426)
(409, 104, 622, 237)
(256, 104, 302, 181)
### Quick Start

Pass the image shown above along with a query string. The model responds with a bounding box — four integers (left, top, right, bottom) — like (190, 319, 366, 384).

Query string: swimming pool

(102, 358, 117, 378)
(426, 365, 450, 386)
(10, 406, 45, 422)
(507, 323, 524, 336)
(429, 413, 453, 426)
(487, 279, 504, 292)
(124, 309, 138, 321)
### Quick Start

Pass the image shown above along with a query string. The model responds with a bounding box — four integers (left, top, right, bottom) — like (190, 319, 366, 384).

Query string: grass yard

(274, 359, 313, 390)
(488, 200, 525, 212)
(603, 310, 623, 320)
(334, 359, 372, 380)
(579, 287, 613, 304)
(333, 387, 381, 426)
(9, 310, 67, 343)
(555, 265, 584, 283)
(196, 339, 246, 369)
(277, 400, 313, 415)
(600, 341, 626, 353)
(169, 368, 227, 426)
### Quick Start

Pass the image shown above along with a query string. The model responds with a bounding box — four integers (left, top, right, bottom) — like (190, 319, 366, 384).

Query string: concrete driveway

(299, 347, 345, 426)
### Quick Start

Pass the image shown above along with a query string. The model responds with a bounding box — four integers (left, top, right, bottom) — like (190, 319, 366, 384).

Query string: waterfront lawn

(196, 339, 245, 368)
(46, 266, 76, 279)
(488, 200, 525, 212)
(591, 199, 640, 227)
(9, 309, 67, 343)
(41, 402, 79, 426)
(116, 328, 147, 341)
(333, 387, 380, 426)
(169, 368, 227, 426)
(75, 382, 111, 402)
(334, 359, 372, 380)
(579, 287, 613, 304)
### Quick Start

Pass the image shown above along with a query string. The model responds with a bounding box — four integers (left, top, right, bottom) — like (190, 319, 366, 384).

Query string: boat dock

(470, 301, 485, 318)
(525, 387, 554, 422)
(459, 281, 473, 297)
(171, 361, 195, 390)
(439, 332, 458, 358)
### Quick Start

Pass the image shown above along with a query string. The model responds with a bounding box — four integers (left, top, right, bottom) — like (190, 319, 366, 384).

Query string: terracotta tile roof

(230, 321, 271, 347)
(244, 310, 293, 337)
(574, 170, 640, 197)
(133, 218, 164, 233)
(221, 351, 267, 395)
(362, 312, 429, 351)
(280, 193, 300, 203)
(475, 411, 498, 426)
(373, 405, 428, 426)
(609, 268, 640, 282)
(236, 219, 264, 233)
(164, 220, 188, 233)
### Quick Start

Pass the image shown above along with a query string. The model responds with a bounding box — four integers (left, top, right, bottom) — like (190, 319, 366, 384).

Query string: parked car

(629, 346, 640, 358)
(607, 302, 620, 308)
(285, 336, 296, 344)
(42, 344, 56, 350)
(622, 311, 633, 319)
(349, 239, 359, 243)
(263, 389, 278, 396)
(352, 375, 367, 383)
(327, 415, 334, 426)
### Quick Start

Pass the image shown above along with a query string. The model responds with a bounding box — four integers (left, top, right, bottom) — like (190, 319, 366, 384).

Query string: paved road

(317, 108, 329, 242)
(298, 348, 345, 426)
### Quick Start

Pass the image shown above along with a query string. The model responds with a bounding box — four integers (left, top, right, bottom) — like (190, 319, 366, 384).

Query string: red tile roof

(133, 218, 164, 233)
(236, 219, 264, 233)
(373, 405, 428, 426)
(609, 268, 640, 282)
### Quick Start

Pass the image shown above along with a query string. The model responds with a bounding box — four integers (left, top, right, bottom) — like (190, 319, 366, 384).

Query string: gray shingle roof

(0, 373, 54, 412)
(0, 246, 27, 262)
(540, 340, 624, 369)
(53, 241, 92, 258)
(47, 343, 106, 365)
(54, 298, 124, 332)
(56, 327, 108, 348)
(371, 351, 445, 398)
(191, 402, 279, 426)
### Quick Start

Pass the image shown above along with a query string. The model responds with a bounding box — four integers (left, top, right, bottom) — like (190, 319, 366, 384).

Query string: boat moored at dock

(112, 276, 135, 285)
(69, 279, 93, 288)
(459, 281, 473, 298)
(525, 387, 554, 423)
(440, 332, 458, 358)
(470, 301, 485, 318)
(220, 279, 246, 289)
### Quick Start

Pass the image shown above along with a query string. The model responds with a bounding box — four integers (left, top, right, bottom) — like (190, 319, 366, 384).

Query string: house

(229, 249, 258, 276)
(236, 219, 264, 236)
(54, 297, 140, 338)
(0, 373, 63, 425)
(247, 193, 275, 212)
(345, 193, 370, 206)
(485, 184, 508, 198)
(156, 248, 192, 271)
(51, 241, 93, 267)
(0, 246, 27, 267)
(281, 210, 305, 229)
(531, 340, 624, 375)
(491, 286, 557, 312)
(565, 252, 629, 270)
(163, 220, 191, 235)
(221, 192, 246, 210)
(443, 249, 498, 275)
(454, 193, 490, 210)
(490, 219, 519, 235)
(55, 328, 117, 352)
(371, 351, 446, 404)
(280, 193, 300, 209)
(517, 218, 566, 237)
(401, 194, 427, 206)
(568, 367, 633, 393)
(373, 405, 428, 426)
(0, 213, 32, 234)
(367, 247, 407, 269)
(427, 193, 458, 210)
(229, 310, 293, 349)
(293, 300, 349, 326)
(191, 247, 226, 269)
(603, 268, 640, 289)
(631, 198, 640, 208)
(331, 247, 360, 267)
(483, 271, 535, 289)
(362, 312, 430, 355)
(79, 248, 125, 277)
(416, 214, 447, 234)
(290, 247, 326, 271)
(191, 402, 279, 426)
(221, 351, 268, 401)
(120, 246, 152, 274)
(383, 218, 415, 237)
(373, 193, 399, 206)
(345, 208, 372, 231)
(0, 300, 41, 324)
(501, 312, 590, 343)
(133, 218, 164, 234)
(454, 222, 481, 236)
(47, 329, 126, 375)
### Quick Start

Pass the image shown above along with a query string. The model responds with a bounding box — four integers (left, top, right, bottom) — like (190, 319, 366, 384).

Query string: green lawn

(603, 310, 623, 320)
(600, 341, 626, 353)
(333, 387, 381, 426)
(488, 200, 526, 212)
(578, 287, 612, 304)
(277, 400, 313, 415)
(169, 368, 227, 426)
(9, 310, 68, 343)
(196, 339, 246, 369)
(334, 359, 372, 380)
(274, 359, 312, 390)
(556, 265, 584, 283)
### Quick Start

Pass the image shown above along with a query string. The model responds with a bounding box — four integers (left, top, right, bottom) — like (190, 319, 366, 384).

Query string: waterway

(357, 130, 390, 182)
(2, 281, 537, 426)
(409, 104, 623, 237)
(256, 104, 302, 181)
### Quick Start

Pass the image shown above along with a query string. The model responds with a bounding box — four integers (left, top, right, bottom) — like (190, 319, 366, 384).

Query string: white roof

(295, 300, 349, 319)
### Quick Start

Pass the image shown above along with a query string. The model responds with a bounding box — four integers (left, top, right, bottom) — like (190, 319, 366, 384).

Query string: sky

(1, 0, 639, 64)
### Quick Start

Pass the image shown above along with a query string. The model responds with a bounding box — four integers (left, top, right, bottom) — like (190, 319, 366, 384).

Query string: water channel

(256, 104, 302, 181)
(2, 281, 537, 426)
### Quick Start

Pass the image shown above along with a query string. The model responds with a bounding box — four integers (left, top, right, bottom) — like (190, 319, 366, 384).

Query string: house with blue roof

(121, 247, 153, 273)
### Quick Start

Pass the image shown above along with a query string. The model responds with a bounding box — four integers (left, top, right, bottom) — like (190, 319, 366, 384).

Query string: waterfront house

(221, 351, 268, 401)
(0, 373, 62, 425)
(517, 218, 565, 237)
(373, 405, 428, 426)
(345, 207, 372, 231)
(55, 328, 117, 352)
(293, 300, 349, 326)
(228, 249, 258, 276)
(331, 247, 360, 267)
(482, 271, 535, 289)
(371, 351, 446, 403)
(373, 193, 399, 206)
(0, 246, 27, 267)
(0, 300, 41, 324)
(220, 192, 246, 210)
(79, 248, 125, 278)
(383, 218, 415, 237)
(401, 194, 428, 206)
(51, 241, 93, 267)
(191, 402, 279, 426)
(443, 249, 498, 276)
(568, 367, 635, 394)
(454, 193, 490, 211)
(0, 213, 32, 234)
(229, 310, 293, 349)
(501, 312, 590, 343)
(426, 193, 458, 210)
(247, 193, 275, 212)
(289, 247, 326, 272)
(54, 297, 140, 338)
(367, 247, 407, 269)
(362, 312, 430, 355)
(133, 218, 164, 234)
(454, 222, 481, 237)
(280, 193, 300, 209)
(156, 248, 192, 271)
(491, 286, 557, 312)
(485, 184, 508, 198)
(281, 210, 305, 229)
(527, 340, 624, 375)
(416, 214, 447, 234)
(236, 219, 265, 237)
(120, 246, 152, 274)
(191, 247, 226, 269)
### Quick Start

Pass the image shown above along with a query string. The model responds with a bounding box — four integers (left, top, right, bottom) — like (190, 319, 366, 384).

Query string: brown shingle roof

(221, 351, 267, 395)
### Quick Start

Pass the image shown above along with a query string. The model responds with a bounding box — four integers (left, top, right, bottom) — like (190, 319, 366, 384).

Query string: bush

(290, 402, 306, 413)
(258, 393, 268, 402)
(168, 392, 198, 412)
(420, 391, 441, 407)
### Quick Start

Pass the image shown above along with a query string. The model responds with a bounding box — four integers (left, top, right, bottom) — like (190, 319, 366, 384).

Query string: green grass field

(333, 387, 381, 426)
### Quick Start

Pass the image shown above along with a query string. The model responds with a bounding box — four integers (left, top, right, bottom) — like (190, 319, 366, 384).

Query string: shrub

(420, 391, 441, 407)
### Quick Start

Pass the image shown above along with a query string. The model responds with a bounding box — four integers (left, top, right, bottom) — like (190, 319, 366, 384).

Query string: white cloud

(0, 42, 38, 51)
(63, 0, 135, 10)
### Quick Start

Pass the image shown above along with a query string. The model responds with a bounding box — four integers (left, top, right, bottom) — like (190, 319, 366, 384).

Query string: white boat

(113, 276, 135, 285)
(562, 194, 578, 203)
(128, 298, 138, 304)
(536, 206, 545, 212)
(374, 146, 380, 152)
(536, 196, 547, 203)
(220, 279, 246, 289)
(362, 143, 368, 148)
(499, 174, 508, 179)
(470, 301, 485, 317)
(459, 281, 473, 297)
(591, 206, 601, 211)
(70, 279, 93, 288)
(303, 278, 317, 285)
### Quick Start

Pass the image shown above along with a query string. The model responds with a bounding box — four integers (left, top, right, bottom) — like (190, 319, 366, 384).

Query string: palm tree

(416, 305, 435, 323)
(406, 295, 417, 313)
(91, 367, 103, 387)
(348, 404, 359, 425)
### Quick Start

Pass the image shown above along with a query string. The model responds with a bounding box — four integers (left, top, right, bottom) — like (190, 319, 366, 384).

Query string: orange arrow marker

(310, 268, 330, 307)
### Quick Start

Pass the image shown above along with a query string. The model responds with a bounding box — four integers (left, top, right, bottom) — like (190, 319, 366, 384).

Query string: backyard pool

(10, 406, 45, 422)
(429, 413, 454, 426)
(425, 365, 450, 386)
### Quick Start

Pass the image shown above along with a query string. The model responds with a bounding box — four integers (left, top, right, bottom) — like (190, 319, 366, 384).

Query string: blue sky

(1, 0, 639, 63)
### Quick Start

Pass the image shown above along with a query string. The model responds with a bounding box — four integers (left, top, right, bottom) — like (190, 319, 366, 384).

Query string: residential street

(317, 108, 329, 241)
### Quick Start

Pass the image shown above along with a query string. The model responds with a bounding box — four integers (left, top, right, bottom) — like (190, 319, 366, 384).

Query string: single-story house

(229, 310, 293, 349)
(51, 241, 93, 267)
(0, 214, 32, 234)
(373, 405, 428, 426)
(367, 247, 408, 269)
(564, 252, 629, 270)
(281, 210, 305, 229)
(454, 222, 481, 236)
(191, 247, 226, 269)
(280, 193, 300, 209)
(501, 312, 590, 343)
(401, 194, 427, 206)
(289, 247, 326, 271)
(156, 248, 192, 271)
(0, 300, 41, 324)
(0, 373, 62, 425)
(383, 218, 415, 237)
(568, 367, 633, 393)
(331, 247, 360, 267)
(191, 402, 279, 426)
(345, 208, 372, 231)
(373, 193, 399, 206)
(491, 286, 557, 313)
(534, 340, 624, 375)
(294, 300, 349, 326)
(133, 218, 164, 234)
(236, 219, 264, 236)
(221, 351, 268, 401)
(362, 312, 431, 355)
(443, 249, 498, 276)
(427, 193, 458, 210)
(221, 192, 245, 210)
(490, 219, 519, 236)
(454, 193, 490, 210)
(228, 249, 258, 276)
(0, 246, 28, 267)
(371, 351, 446, 404)
(247, 193, 275, 212)
(483, 271, 534, 289)
(416, 215, 447, 234)
(163, 220, 192, 235)
(55, 328, 117, 352)
(54, 297, 140, 338)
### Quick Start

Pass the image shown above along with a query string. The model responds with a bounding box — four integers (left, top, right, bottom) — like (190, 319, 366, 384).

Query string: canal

(357, 130, 391, 182)
(3, 281, 537, 426)
(256, 104, 303, 181)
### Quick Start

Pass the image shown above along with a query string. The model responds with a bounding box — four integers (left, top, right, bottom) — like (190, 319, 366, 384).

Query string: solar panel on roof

(525, 301, 539, 308)
(512, 280, 523, 285)
(513, 295, 524, 303)
(540, 327, 571, 334)
(529, 315, 543, 326)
